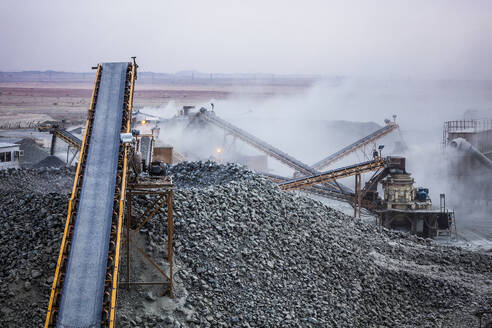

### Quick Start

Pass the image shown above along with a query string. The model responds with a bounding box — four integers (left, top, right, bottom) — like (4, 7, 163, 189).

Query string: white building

(0, 143, 22, 170)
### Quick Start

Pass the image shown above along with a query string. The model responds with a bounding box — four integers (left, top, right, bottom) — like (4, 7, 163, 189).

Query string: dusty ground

(0, 81, 310, 126)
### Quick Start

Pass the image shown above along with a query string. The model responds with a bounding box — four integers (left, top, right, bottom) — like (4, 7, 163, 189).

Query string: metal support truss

(280, 158, 386, 192)
(121, 178, 174, 298)
(354, 173, 362, 218)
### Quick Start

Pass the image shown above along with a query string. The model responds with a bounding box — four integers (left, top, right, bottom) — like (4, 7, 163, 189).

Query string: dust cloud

(140, 77, 492, 243)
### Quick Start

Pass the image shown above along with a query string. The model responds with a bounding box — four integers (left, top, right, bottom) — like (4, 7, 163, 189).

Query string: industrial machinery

(50, 129, 82, 151)
(36, 121, 83, 166)
(38, 120, 67, 132)
(45, 59, 174, 328)
(279, 156, 455, 238)
(377, 159, 454, 237)
(443, 119, 492, 205)
(449, 137, 492, 170)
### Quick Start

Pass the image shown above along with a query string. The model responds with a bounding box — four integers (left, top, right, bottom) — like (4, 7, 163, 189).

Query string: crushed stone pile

(126, 174, 491, 328)
(163, 161, 256, 188)
(0, 167, 74, 194)
(0, 168, 73, 326)
(15, 138, 49, 168)
(0, 163, 490, 327)
(32, 155, 66, 169)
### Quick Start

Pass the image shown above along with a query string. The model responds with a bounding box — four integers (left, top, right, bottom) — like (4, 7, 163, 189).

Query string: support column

(354, 175, 358, 217)
(122, 180, 173, 298)
(357, 174, 362, 218)
(354, 173, 361, 218)
(50, 134, 56, 156)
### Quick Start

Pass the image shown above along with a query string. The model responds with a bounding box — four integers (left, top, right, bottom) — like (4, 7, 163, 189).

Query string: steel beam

(279, 158, 386, 191)
(312, 123, 398, 170)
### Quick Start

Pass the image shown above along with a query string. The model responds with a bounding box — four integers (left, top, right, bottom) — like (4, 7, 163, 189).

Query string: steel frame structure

(264, 170, 381, 215)
(378, 209, 453, 238)
(312, 122, 398, 170)
(64, 145, 79, 166)
(52, 129, 82, 150)
(122, 178, 174, 298)
(354, 173, 362, 218)
(279, 158, 386, 192)
(50, 129, 83, 165)
(262, 172, 354, 202)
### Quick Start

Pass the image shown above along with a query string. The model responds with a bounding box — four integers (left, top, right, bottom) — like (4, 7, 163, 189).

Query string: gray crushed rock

(32, 155, 66, 169)
(164, 161, 256, 188)
(15, 138, 50, 168)
(0, 167, 74, 194)
(0, 163, 490, 327)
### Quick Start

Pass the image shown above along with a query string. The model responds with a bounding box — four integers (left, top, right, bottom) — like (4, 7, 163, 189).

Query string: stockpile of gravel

(15, 138, 49, 168)
(0, 190, 69, 326)
(164, 161, 256, 188)
(128, 174, 491, 328)
(32, 155, 66, 169)
(0, 163, 490, 327)
(0, 167, 74, 194)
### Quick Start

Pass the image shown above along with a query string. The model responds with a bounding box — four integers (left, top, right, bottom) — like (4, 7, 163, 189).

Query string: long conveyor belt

(200, 111, 352, 193)
(261, 172, 355, 202)
(53, 129, 82, 149)
(312, 122, 398, 170)
(45, 62, 136, 328)
(280, 158, 386, 191)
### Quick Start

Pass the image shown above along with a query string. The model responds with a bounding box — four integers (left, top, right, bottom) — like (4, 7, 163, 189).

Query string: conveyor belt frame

(45, 65, 103, 327)
(279, 158, 386, 191)
(312, 123, 398, 170)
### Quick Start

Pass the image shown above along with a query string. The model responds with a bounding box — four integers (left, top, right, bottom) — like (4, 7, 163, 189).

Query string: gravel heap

(132, 175, 491, 328)
(0, 163, 490, 327)
(0, 167, 74, 194)
(15, 138, 49, 168)
(164, 161, 256, 188)
(0, 169, 72, 326)
(32, 155, 66, 169)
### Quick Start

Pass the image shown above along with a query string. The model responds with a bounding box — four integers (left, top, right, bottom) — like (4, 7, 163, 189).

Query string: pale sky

(1, 0, 491, 79)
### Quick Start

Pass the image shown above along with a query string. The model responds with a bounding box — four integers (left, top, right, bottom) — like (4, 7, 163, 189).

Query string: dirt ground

(0, 81, 310, 125)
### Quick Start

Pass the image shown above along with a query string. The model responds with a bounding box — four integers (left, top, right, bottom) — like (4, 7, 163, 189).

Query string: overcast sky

(1, 0, 491, 79)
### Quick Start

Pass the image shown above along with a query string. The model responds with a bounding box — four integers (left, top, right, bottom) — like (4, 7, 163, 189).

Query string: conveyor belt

(53, 129, 82, 149)
(201, 112, 351, 193)
(261, 172, 354, 202)
(280, 158, 386, 191)
(203, 112, 317, 175)
(56, 62, 127, 327)
(45, 62, 136, 328)
(312, 122, 398, 170)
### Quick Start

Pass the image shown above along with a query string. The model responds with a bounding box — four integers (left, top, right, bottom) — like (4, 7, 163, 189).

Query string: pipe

(449, 137, 492, 170)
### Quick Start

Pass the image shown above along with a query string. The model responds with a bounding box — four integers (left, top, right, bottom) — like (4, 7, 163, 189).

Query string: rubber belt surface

(57, 62, 127, 328)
